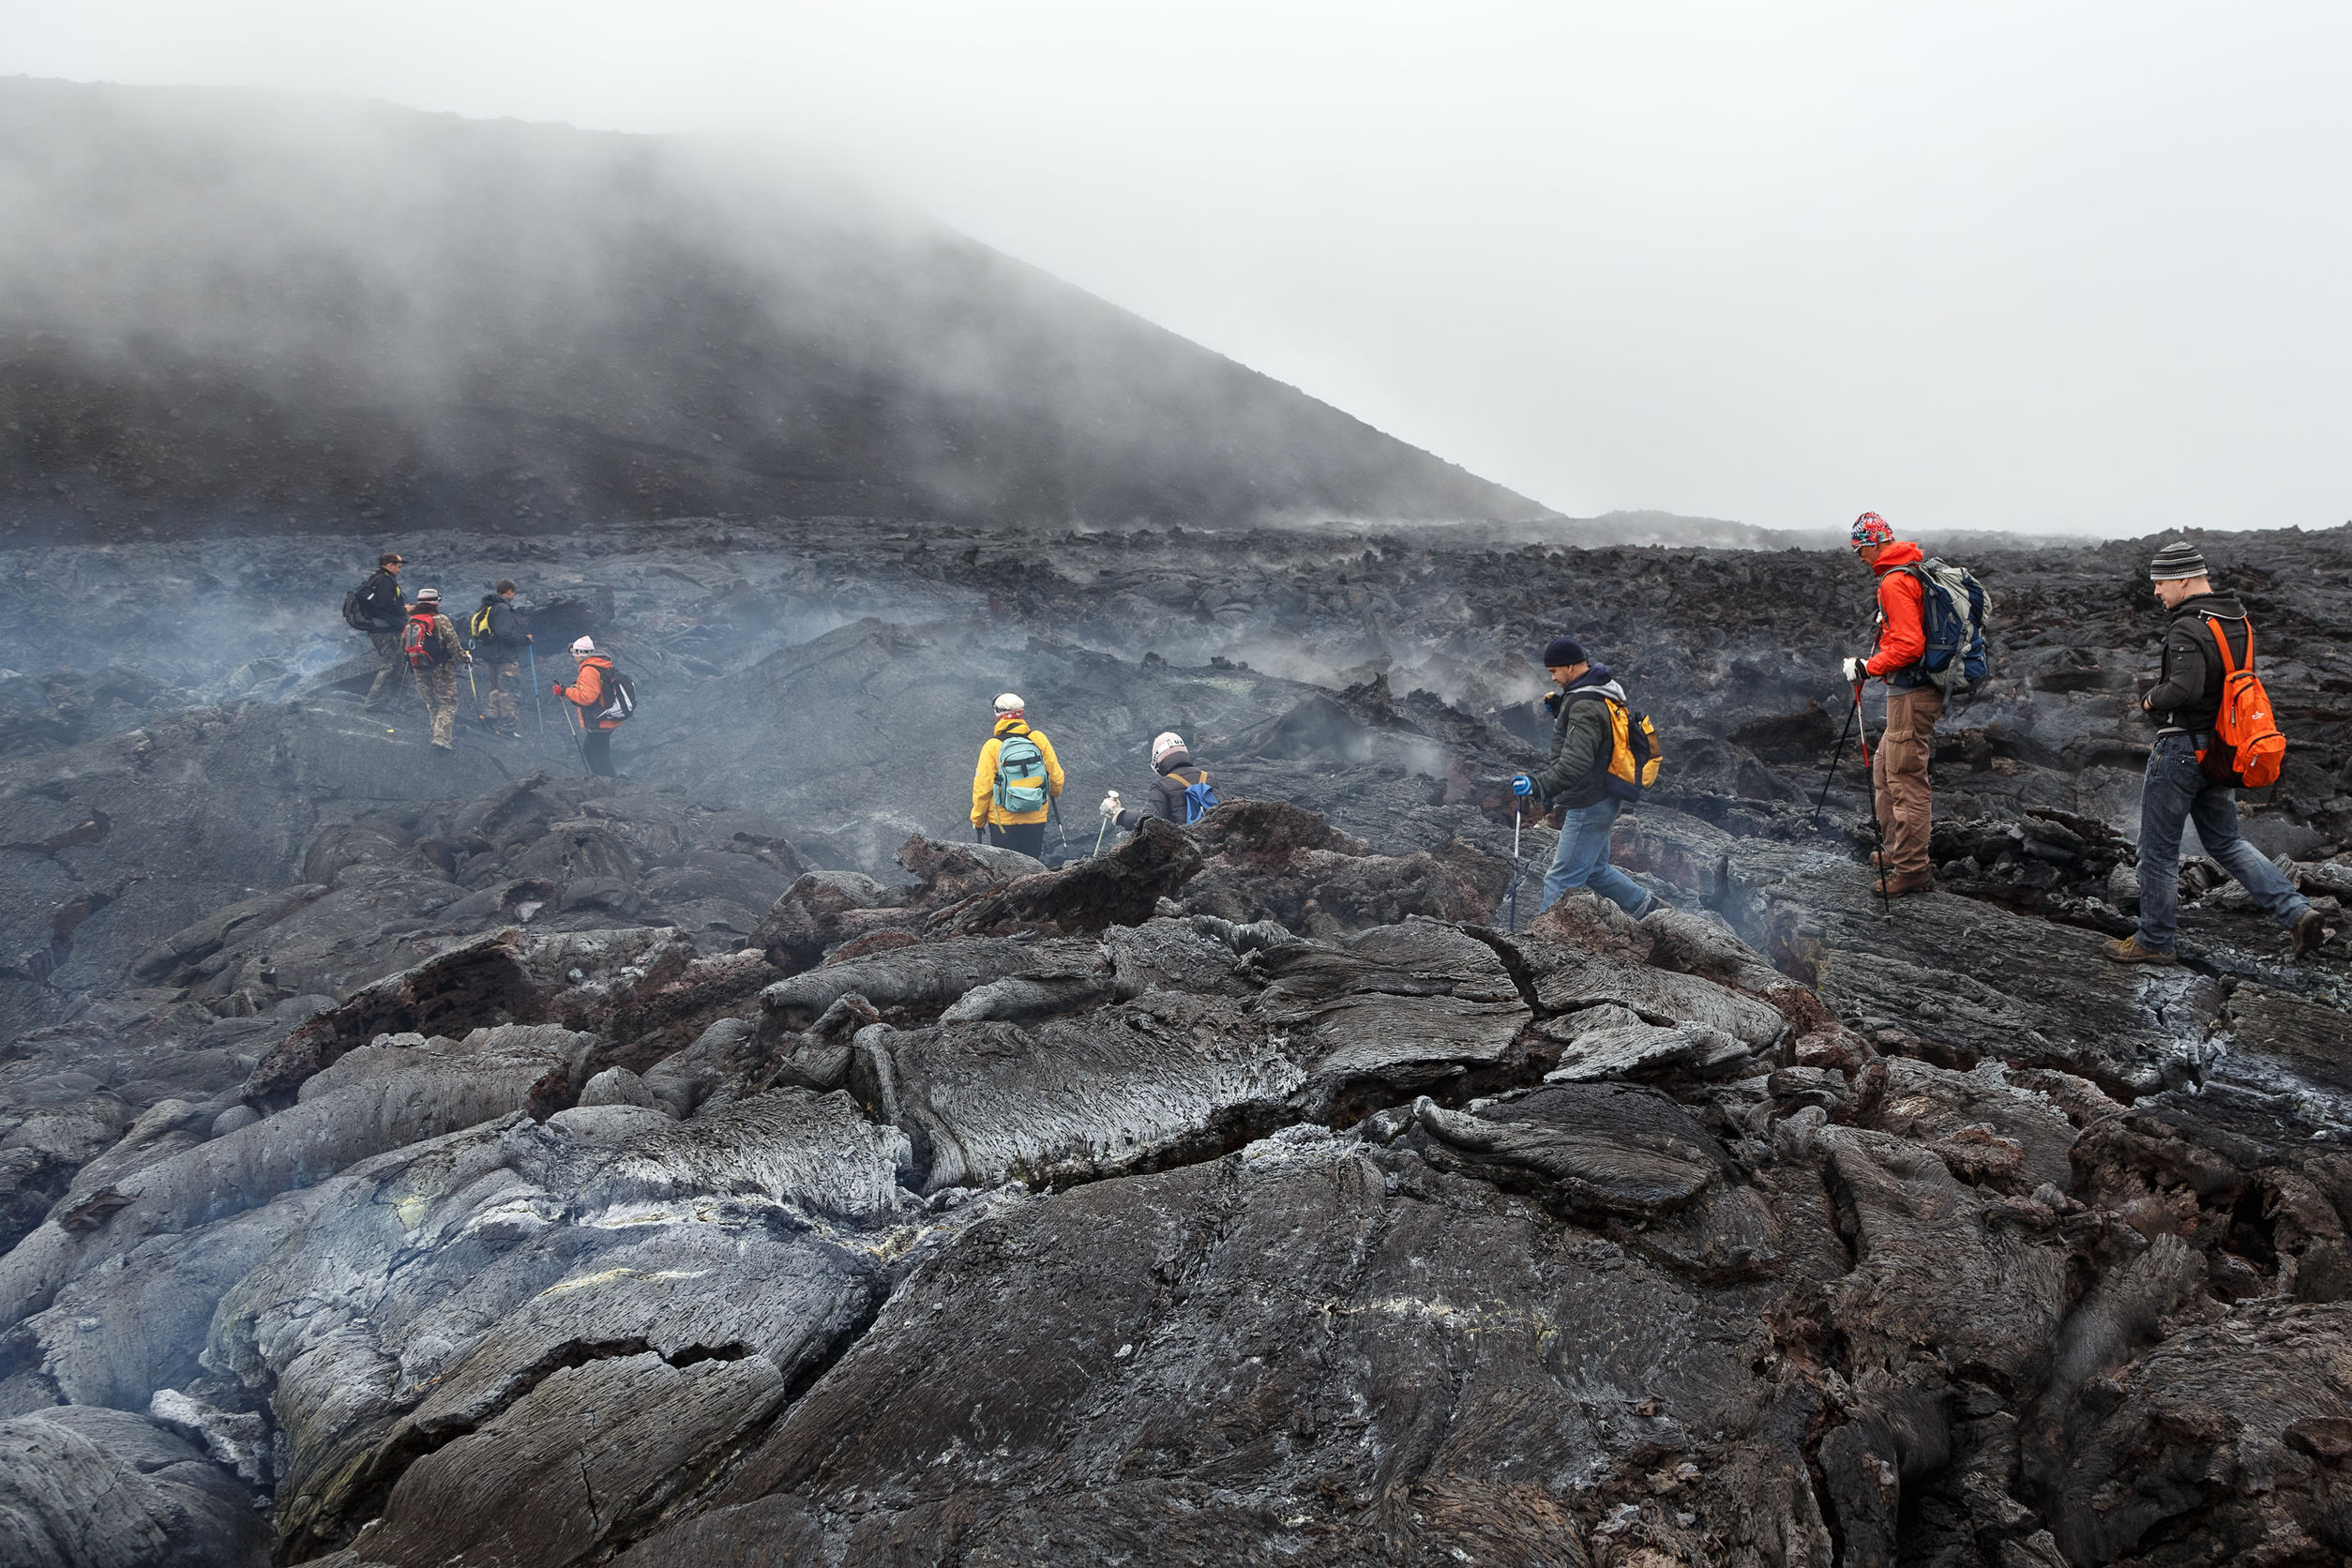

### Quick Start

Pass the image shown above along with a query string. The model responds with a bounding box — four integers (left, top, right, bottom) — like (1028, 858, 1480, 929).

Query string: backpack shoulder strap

(2205, 614, 2251, 676)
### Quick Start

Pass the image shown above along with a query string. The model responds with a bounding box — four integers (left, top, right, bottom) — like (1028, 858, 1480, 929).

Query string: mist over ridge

(0, 76, 1543, 541)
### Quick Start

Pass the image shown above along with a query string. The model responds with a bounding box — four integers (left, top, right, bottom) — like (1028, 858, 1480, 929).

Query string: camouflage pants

(421, 665, 460, 748)
(485, 661, 522, 726)
(362, 632, 409, 708)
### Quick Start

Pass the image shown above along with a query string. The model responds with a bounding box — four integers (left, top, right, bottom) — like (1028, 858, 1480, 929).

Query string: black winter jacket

(1114, 753, 1211, 829)
(2143, 592, 2250, 735)
(356, 569, 405, 632)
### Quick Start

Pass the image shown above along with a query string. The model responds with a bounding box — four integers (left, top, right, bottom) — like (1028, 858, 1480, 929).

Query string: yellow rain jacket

(971, 717, 1065, 827)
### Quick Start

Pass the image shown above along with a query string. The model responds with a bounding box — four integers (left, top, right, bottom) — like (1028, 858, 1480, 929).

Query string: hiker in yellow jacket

(970, 692, 1064, 858)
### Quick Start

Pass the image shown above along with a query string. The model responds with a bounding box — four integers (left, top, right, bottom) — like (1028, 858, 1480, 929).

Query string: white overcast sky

(7, 2, 2349, 535)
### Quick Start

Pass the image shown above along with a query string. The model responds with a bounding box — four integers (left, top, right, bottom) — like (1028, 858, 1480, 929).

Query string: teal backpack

(992, 731, 1049, 814)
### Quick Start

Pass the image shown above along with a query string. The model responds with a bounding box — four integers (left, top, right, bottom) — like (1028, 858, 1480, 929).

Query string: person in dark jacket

(355, 550, 409, 711)
(2109, 540, 2322, 963)
(1099, 731, 1215, 833)
(471, 580, 533, 735)
(1511, 636, 1655, 918)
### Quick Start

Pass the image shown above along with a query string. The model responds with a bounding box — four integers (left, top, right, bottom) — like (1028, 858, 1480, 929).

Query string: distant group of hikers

(342, 522, 2323, 957)
(342, 550, 632, 776)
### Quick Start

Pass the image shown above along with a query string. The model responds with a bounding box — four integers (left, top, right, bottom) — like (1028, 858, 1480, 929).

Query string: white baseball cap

(1151, 731, 1186, 763)
(571, 636, 596, 655)
(993, 692, 1024, 713)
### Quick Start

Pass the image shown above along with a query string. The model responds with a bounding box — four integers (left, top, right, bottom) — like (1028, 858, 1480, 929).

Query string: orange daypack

(2202, 617, 2286, 789)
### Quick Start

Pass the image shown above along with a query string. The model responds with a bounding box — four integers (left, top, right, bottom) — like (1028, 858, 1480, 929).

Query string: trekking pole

(1811, 687, 1862, 830)
(527, 645, 546, 734)
(564, 702, 590, 772)
(1506, 803, 1524, 933)
(1050, 795, 1070, 856)
(1093, 792, 1117, 859)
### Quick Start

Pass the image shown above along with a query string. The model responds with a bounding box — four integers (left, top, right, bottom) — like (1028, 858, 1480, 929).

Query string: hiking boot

(2104, 935, 2177, 966)
(1883, 868, 1936, 896)
(431, 739, 456, 752)
(2291, 909, 2328, 959)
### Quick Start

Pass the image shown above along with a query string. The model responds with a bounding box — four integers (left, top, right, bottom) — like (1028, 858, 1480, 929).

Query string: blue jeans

(1539, 796, 1649, 915)
(2134, 734, 2309, 953)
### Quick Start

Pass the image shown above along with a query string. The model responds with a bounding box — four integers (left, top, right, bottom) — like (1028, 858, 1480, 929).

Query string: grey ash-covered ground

(1, 509, 2349, 1567)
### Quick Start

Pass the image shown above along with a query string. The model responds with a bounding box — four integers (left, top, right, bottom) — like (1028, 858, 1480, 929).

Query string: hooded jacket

(1113, 750, 1211, 830)
(556, 655, 625, 730)
(474, 595, 527, 654)
(971, 716, 1065, 826)
(1863, 541, 1930, 684)
(1528, 668, 1624, 810)
(2143, 591, 2251, 736)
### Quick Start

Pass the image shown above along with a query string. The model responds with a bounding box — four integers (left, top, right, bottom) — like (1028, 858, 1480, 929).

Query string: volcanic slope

(0, 78, 1542, 539)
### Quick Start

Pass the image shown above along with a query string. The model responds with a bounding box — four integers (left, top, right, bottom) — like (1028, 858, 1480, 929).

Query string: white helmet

(993, 692, 1024, 714)
(571, 636, 596, 656)
(1151, 731, 1186, 763)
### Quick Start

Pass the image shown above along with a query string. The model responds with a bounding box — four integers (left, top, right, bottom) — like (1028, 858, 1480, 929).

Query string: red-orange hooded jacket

(1864, 541, 1929, 682)
(555, 656, 624, 730)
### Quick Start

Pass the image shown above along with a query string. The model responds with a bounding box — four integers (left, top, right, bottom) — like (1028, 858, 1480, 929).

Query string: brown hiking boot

(1883, 867, 1936, 897)
(2105, 935, 2177, 966)
(2291, 909, 2327, 959)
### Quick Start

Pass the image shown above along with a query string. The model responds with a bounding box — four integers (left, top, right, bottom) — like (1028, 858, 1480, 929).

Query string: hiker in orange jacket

(969, 693, 1063, 859)
(554, 636, 625, 777)
(1841, 513, 1938, 896)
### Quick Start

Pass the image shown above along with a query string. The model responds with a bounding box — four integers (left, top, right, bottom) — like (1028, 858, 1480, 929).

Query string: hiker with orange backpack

(2109, 540, 2323, 963)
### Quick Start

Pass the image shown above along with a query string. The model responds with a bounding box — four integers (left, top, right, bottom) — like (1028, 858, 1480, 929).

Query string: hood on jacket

(1870, 540, 1925, 575)
(2168, 591, 2246, 622)
(1154, 749, 1194, 775)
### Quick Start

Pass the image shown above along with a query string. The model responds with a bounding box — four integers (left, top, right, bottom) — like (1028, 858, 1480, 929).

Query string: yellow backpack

(1572, 692, 1662, 801)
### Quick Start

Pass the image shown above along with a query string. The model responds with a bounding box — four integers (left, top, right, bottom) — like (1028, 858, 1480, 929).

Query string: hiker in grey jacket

(1512, 637, 1655, 918)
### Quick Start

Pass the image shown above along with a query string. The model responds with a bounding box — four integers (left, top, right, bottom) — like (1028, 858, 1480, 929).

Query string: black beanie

(1542, 636, 1587, 668)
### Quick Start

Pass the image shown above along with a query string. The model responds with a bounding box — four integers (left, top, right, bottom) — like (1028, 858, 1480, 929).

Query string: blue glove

(1511, 775, 1535, 797)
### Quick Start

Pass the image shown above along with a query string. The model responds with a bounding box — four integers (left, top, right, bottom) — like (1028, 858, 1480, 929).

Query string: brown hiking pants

(1873, 685, 1942, 876)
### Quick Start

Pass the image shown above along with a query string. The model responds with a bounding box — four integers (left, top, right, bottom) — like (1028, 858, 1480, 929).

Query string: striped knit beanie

(2148, 539, 2207, 581)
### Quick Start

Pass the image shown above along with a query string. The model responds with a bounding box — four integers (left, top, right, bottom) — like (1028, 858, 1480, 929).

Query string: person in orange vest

(969, 692, 1063, 858)
(553, 636, 626, 777)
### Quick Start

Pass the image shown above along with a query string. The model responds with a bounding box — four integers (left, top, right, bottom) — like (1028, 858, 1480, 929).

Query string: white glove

(1841, 656, 1866, 685)
(1099, 792, 1121, 820)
